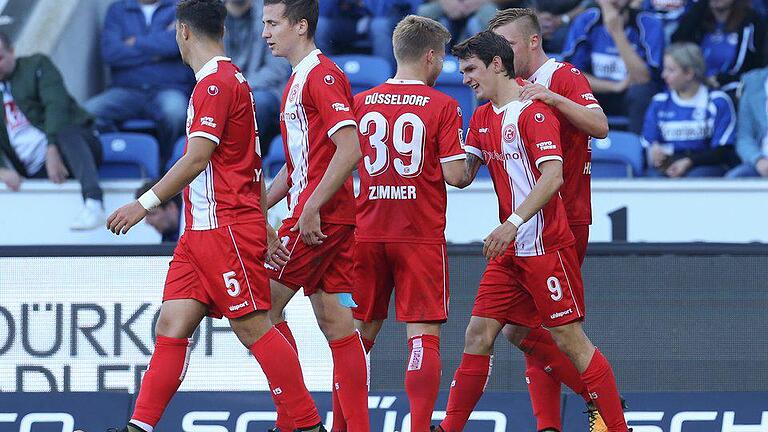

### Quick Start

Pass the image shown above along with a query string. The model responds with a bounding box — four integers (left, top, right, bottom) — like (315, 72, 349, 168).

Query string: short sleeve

(464, 110, 485, 163)
(641, 97, 662, 147)
(438, 98, 467, 163)
(556, 66, 601, 109)
(307, 67, 357, 137)
(710, 92, 737, 147)
(521, 106, 562, 169)
(188, 79, 231, 145)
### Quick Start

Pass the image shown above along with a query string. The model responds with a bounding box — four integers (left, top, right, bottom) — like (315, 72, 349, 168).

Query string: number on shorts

(547, 276, 563, 301)
(360, 111, 426, 178)
(223, 271, 241, 297)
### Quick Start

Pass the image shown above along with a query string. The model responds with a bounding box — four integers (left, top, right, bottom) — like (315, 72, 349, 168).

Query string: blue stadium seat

(606, 115, 630, 130)
(591, 131, 645, 178)
(99, 132, 160, 179)
(165, 136, 187, 172)
(332, 55, 393, 95)
(263, 135, 286, 178)
(436, 55, 475, 131)
(120, 118, 157, 133)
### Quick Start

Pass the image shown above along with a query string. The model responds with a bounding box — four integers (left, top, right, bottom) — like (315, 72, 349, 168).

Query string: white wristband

(138, 189, 162, 211)
(506, 212, 524, 228)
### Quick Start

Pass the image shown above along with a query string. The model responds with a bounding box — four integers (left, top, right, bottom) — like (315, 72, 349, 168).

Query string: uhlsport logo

(207, 85, 219, 96)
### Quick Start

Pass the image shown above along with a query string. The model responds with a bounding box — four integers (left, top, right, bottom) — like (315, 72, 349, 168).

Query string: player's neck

(491, 78, 521, 108)
(188, 43, 226, 77)
(393, 64, 428, 84)
(676, 81, 702, 100)
(287, 40, 318, 68)
(525, 51, 550, 79)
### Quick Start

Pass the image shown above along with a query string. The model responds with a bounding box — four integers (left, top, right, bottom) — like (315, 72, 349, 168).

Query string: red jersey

(183, 56, 263, 231)
(528, 59, 600, 226)
(353, 79, 466, 243)
(465, 97, 575, 256)
(280, 49, 356, 226)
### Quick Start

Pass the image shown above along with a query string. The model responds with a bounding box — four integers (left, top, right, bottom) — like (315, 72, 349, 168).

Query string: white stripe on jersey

(188, 161, 218, 230)
(284, 58, 319, 217)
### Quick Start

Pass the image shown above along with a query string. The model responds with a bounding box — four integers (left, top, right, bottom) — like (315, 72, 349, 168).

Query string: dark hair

(263, 0, 319, 38)
(176, 0, 227, 40)
(136, 180, 182, 209)
(0, 32, 11, 51)
(451, 30, 515, 78)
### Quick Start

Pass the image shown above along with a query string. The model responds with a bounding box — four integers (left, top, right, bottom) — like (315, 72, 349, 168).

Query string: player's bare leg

(121, 299, 206, 432)
(548, 321, 629, 432)
(310, 289, 370, 431)
(437, 316, 503, 432)
(268, 280, 299, 432)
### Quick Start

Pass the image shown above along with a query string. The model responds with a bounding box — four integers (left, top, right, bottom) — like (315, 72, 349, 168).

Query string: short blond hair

(392, 15, 451, 64)
(665, 42, 706, 83)
(488, 8, 541, 36)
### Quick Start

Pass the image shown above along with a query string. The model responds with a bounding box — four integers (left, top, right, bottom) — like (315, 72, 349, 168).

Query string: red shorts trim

(267, 222, 354, 296)
(352, 242, 449, 323)
(471, 245, 585, 328)
(570, 224, 590, 265)
(163, 224, 271, 319)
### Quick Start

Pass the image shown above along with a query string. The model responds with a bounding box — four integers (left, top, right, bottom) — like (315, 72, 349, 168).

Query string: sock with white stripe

(131, 336, 191, 428)
(405, 334, 441, 432)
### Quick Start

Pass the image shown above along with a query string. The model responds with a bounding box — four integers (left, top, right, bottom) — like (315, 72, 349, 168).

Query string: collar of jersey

(196, 56, 232, 82)
(492, 99, 527, 114)
(386, 78, 425, 85)
(670, 84, 708, 108)
(293, 49, 322, 73)
(528, 57, 557, 83)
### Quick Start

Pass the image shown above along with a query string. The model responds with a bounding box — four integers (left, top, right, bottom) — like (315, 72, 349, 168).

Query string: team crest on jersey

(534, 112, 546, 123)
(503, 124, 517, 143)
(570, 67, 581, 75)
(207, 85, 219, 96)
(288, 85, 299, 102)
(324, 74, 335, 85)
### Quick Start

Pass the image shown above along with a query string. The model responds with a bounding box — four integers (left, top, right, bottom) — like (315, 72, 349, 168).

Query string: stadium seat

(591, 131, 645, 178)
(120, 118, 157, 133)
(165, 136, 186, 172)
(99, 132, 160, 179)
(606, 115, 630, 131)
(263, 135, 286, 178)
(436, 55, 475, 131)
(332, 55, 393, 95)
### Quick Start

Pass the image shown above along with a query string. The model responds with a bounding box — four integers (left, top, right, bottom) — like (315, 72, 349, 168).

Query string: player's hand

(266, 223, 290, 267)
(665, 157, 692, 178)
(45, 145, 69, 184)
(520, 81, 563, 106)
(292, 205, 326, 246)
(106, 201, 147, 235)
(483, 221, 518, 260)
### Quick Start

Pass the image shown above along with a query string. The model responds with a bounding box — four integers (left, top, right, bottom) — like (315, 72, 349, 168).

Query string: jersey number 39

(360, 111, 426, 178)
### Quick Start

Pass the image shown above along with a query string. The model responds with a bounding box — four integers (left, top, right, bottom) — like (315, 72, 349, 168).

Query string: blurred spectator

(0, 33, 105, 230)
(641, 0, 691, 40)
(85, 0, 194, 165)
(533, 0, 593, 53)
(671, 0, 766, 93)
(224, 0, 290, 154)
(562, 0, 664, 134)
(726, 67, 768, 177)
(642, 43, 738, 177)
(315, 0, 420, 66)
(135, 179, 181, 242)
(418, 0, 499, 44)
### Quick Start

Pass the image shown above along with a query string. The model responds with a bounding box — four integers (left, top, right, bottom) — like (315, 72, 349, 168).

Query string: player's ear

(492, 56, 503, 74)
(425, 49, 435, 65)
(297, 18, 308, 37)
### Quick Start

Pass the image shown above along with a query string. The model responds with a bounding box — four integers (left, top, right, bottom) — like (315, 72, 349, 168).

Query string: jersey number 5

(359, 111, 426, 178)
(223, 271, 241, 297)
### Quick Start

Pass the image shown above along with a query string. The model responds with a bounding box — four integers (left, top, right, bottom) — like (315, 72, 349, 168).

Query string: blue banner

(0, 393, 131, 432)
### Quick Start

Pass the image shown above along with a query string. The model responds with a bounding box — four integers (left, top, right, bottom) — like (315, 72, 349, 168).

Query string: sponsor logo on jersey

(200, 116, 217, 128)
(207, 85, 219, 96)
(324, 74, 335, 85)
(503, 124, 516, 143)
(534, 112, 546, 123)
(478, 127, 489, 134)
(332, 102, 350, 112)
(482, 149, 521, 162)
(280, 111, 298, 121)
(536, 141, 557, 151)
(550, 308, 573, 319)
(582, 93, 597, 102)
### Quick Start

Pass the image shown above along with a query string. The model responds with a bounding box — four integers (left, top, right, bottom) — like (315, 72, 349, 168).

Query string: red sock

(405, 335, 441, 432)
(250, 327, 322, 429)
(273, 321, 298, 431)
(332, 336, 374, 432)
(525, 353, 562, 431)
(330, 332, 370, 431)
(439, 353, 492, 432)
(131, 336, 191, 428)
(580, 349, 628, 432)
(520, 327, 591, 402)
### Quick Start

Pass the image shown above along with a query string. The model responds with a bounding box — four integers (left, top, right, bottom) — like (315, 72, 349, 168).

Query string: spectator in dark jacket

(224, 0, 290, 154)
(671, 0, 766, 93)
(85, 0, 194, 165)
(0, 33, 105, 230)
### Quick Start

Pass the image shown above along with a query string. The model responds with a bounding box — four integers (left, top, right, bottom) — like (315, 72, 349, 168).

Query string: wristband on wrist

(506, 213, 524, 228)
(138, 189, 161, 211)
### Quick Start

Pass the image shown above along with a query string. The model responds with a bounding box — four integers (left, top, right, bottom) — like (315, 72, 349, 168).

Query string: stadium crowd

(1, 0, 767, 231)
